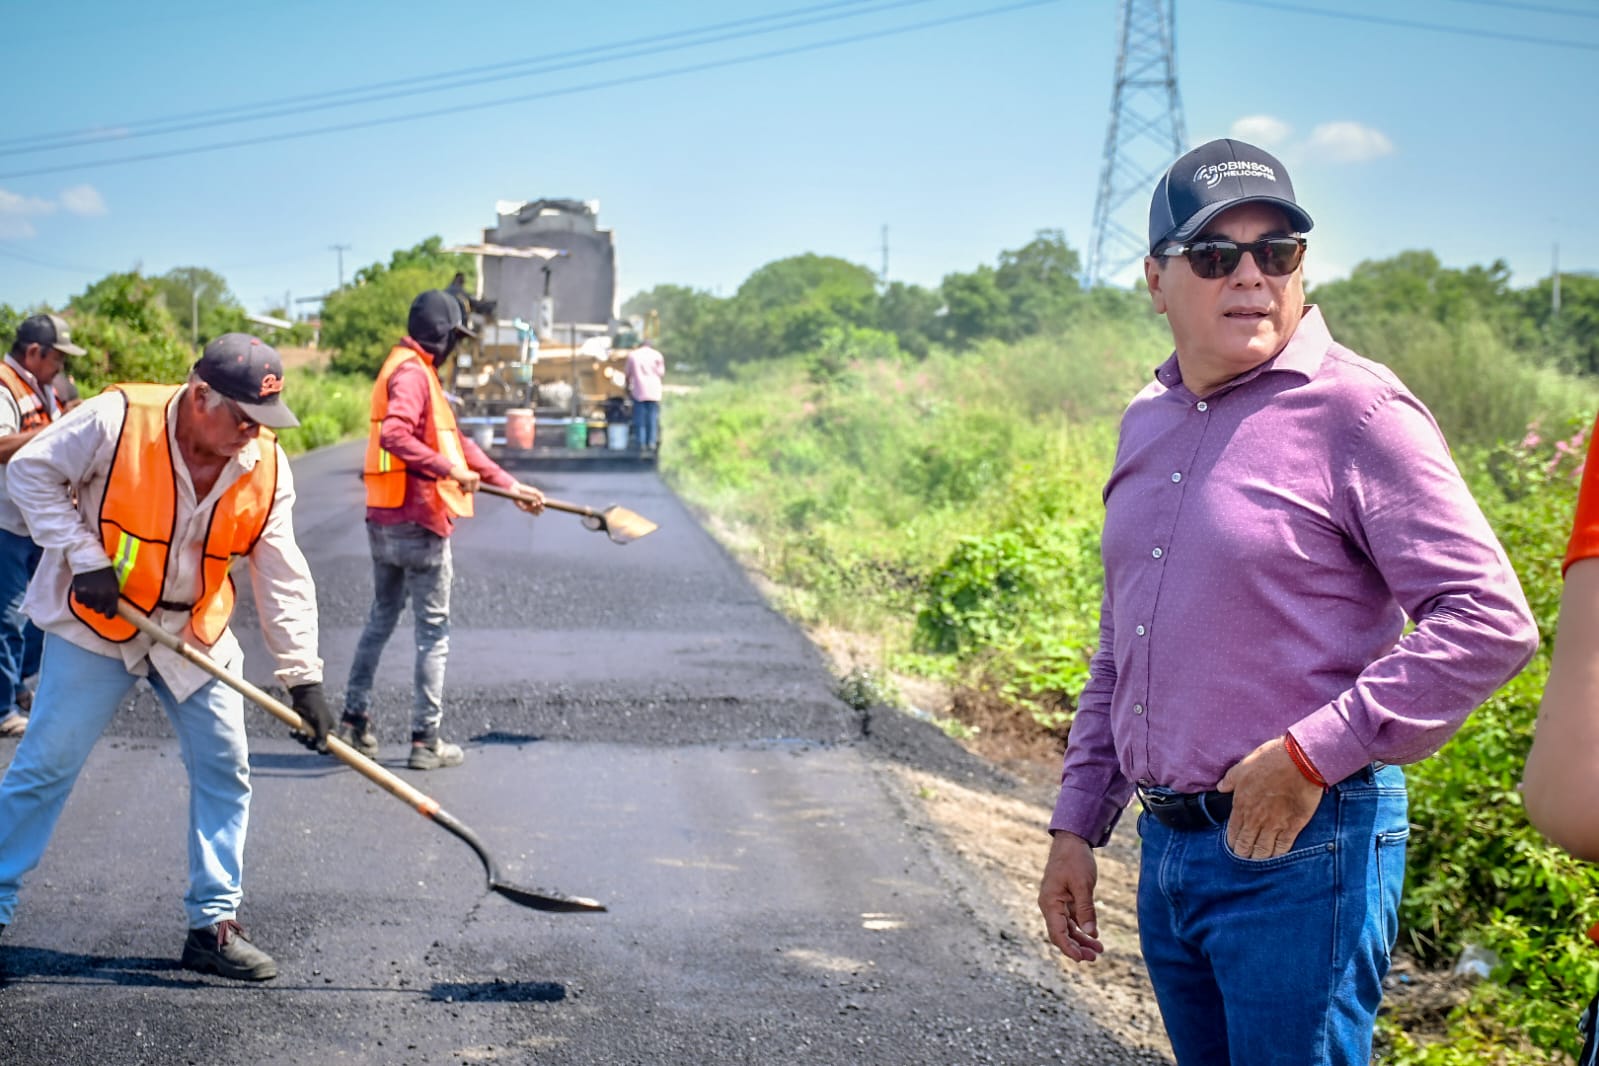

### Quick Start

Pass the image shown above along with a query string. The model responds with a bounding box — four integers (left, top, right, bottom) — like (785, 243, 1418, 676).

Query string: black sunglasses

(1160, 236, 1307, 279)
(214, 391, 260, 431)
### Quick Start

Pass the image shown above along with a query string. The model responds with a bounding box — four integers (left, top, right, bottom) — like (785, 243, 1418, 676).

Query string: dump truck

(445, 198, 652, 466)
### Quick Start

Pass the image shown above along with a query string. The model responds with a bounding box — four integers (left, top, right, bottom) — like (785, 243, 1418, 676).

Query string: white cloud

(0, 217, 39, 239)
(0, 188, 55, 219)
(59, 184, 107, 216)
(1306, 122, 1395, 163)
(1230, 115, 1293, 147)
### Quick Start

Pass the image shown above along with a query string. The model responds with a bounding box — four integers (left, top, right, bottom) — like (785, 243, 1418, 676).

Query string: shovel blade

(596, 505, 658, 544)
(492, 880, 608, 913)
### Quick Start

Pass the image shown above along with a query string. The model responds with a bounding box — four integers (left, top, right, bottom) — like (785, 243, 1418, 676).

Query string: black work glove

(289, 683, 334, 753)
(72, 567, 121, 619)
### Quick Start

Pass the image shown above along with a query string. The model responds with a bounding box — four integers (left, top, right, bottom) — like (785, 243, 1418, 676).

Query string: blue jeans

(343, 521, 452, 741)
(631, 399, 660, 449)
(0, 633, 253, 928)
(0, 527, 43, 715)
(1137, 763, 1409, 1065)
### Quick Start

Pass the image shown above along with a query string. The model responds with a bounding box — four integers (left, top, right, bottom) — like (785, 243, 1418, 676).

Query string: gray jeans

(343, 521, 453, 741)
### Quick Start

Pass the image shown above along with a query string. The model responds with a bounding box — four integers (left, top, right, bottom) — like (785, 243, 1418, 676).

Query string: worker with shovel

(0, 314, 84, 739)
(0, 333, 334, 981)
(339, 289, 543, 771)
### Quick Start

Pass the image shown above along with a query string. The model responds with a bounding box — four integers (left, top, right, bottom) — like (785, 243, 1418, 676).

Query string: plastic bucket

(564, 420, 587, 449)
(505, 408, 535, 450)
(606, 423, 629, 451)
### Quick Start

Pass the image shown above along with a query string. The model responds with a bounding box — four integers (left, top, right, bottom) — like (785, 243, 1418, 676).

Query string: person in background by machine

(624, 339, 665, 454)
(340, 289, 545, 771)
(446, 271, 495, 327)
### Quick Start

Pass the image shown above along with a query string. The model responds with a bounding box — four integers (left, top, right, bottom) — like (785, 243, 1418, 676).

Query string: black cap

(408, 289, 477, 350)
(192, 333, 299, 429)
(15, 313, 86, 357)
(1148, 138, 1314, 253)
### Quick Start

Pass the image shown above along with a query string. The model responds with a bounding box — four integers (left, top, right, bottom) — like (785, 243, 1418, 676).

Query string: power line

(0, 0, 1062, 182)
(1440, 0, 1599, 19)
(1216, 0, 1599, 49)
(0, 243, 107, 275)
(0, 0, 909, 156)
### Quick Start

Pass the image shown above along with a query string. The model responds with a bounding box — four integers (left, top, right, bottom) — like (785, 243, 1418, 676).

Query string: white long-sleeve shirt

(9, 388, 322, 701)
(0, 353, 59, 537)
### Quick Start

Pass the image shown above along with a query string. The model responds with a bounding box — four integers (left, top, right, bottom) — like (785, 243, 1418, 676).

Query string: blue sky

(2, 0, 1595, 318)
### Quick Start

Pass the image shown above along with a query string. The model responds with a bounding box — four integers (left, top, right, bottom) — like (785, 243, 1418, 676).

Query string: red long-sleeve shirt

(366, 338, 515, 538)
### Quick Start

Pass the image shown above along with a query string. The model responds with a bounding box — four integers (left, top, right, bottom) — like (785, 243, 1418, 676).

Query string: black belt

(1137, 785, 1233, 831)
(156, 599, 194, 612)
(1138, 763, 1389, 832)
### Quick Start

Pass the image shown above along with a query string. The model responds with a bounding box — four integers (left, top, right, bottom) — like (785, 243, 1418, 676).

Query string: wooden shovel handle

(478, 482, 595, 518)
(115, 604, 441, 816)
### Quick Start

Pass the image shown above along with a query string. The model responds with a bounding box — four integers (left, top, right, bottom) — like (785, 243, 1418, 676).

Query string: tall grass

(272, 369, 371, 455)
(662, 313, 1599, 1063)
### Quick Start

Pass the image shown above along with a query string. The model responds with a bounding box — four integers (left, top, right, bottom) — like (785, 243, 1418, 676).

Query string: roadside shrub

(273, 370, 371, 456)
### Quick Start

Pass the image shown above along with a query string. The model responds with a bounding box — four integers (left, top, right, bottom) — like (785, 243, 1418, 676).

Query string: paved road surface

(0, 441, 1162, 1065)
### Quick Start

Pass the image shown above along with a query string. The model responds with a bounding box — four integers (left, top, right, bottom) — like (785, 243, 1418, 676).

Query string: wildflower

(1521, 420, 1543, 452)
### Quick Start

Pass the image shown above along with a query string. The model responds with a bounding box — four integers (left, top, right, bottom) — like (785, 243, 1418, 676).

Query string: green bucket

(564, 420, 587, 449)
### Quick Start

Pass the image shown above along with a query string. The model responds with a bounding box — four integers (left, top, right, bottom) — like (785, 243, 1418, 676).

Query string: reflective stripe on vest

(363, 345, 473, 517)
(69, 383, 279, 645)
(0, 362, 53, 432)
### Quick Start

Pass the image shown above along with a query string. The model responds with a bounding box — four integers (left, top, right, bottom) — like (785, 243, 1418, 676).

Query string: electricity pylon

(1087, 0, 1187, 287)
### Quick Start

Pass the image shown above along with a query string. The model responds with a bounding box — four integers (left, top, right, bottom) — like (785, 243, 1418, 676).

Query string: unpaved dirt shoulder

(869, 756, 1172, 1060)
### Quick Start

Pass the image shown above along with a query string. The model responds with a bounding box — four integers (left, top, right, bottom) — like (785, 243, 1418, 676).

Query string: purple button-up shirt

(1050, 306, 1538, 845)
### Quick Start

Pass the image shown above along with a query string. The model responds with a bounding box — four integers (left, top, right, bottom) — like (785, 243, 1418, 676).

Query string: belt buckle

(1138, 784, 1181, 810)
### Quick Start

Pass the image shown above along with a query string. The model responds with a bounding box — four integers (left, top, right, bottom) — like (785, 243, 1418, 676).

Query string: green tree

(734, 254, 879, 321)
(153, 266, 243, 347)
(1309, 250, 1521, 334)
(994, 229, 1083, 336)
(61, 272, 192, 391)
(876, 281, 943, 358)
(940, 266, 1007, 348)
(1517, 272, 1599, 375)
(621, 283, 724, 368)
(323, 237, 473, 376)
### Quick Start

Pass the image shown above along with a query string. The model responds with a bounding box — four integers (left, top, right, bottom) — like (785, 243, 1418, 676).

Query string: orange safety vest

(0, 361, 54, 432)
(69, 383, 279, 645)
(363, 345, 472, 517)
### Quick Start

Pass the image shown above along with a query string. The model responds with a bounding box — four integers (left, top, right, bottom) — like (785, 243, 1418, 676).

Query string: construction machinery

(445, 199, 651, 466)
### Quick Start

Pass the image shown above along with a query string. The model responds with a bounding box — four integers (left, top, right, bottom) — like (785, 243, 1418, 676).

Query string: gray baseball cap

(15, 312, 86, 357)
(192, 333, 299, 429)
(1148, 138, 1314, 253)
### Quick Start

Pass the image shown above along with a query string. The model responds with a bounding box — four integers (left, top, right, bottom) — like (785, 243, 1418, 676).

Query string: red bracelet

(1284, 733, 1329, 790)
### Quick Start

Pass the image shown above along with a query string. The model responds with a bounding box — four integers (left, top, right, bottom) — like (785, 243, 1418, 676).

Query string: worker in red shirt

(339, 290, 543, 770)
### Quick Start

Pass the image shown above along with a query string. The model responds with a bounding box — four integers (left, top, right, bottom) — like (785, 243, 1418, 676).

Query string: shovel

(481, 483, 658, 544)
(118, 604, 606, 914)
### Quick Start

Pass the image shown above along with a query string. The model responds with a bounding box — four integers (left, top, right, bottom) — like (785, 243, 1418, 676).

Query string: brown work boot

(408, 737, 464, 770)
(181, 920, 277, 981)
(334, 715, 379, 759)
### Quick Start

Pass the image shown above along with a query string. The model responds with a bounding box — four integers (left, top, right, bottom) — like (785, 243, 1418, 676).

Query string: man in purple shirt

(1036, 139, 1538, 1064)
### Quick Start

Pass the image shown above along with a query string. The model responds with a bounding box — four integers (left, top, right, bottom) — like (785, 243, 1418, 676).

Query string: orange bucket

(505, 408, 535, 450)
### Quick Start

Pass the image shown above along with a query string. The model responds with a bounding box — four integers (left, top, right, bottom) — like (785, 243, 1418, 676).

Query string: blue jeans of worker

(631, 399, 660, 450)
(1137, 763, 1409, 1066)
(0, 527, 43, 716)
(0, 633, 253, 928)
(344, 521, 452, 741)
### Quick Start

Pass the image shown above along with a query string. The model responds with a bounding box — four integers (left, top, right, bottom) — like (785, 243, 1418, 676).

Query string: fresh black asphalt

(0, 440, 1165, 1065)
